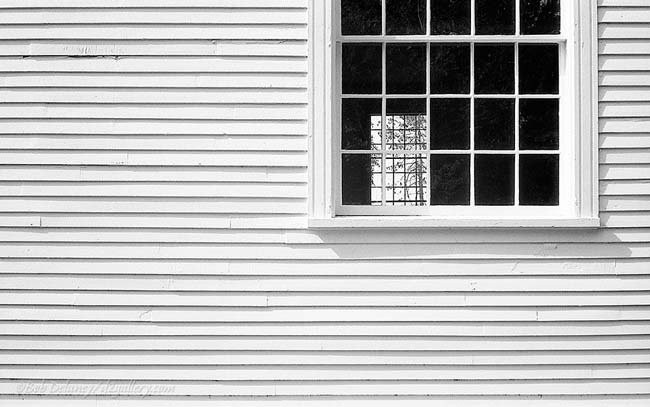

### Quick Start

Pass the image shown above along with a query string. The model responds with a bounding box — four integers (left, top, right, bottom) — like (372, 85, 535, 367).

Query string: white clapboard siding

(0, 10, 307, 25)
(0, 40, 309, 57)
(3, 365, 650, 381)
(0, 0, 647, 405)
(0, 73, 309, 88)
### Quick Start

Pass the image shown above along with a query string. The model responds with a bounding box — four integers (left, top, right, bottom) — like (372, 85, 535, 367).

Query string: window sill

(309, 216, 601, 229)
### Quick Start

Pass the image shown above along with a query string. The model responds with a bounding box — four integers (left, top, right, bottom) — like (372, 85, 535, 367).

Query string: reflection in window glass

(476, 0, 515, 35)
(519, 44, 559, 94)
(475, 154, 515, 205)
(430, 154, 470, 205)
(386, 99, 427, 151)
(475, 44, 514, 95)
(521, 0, 560, 35)
(386, 115, 427, 151)
(386, 0, 426, 35)
(475, 98, 515, 150)
(385, 155, 428, 206)
(371, 114, 382, 151)
(430, 44, 470, 94)
(520, 99, 559, 150)
(431, 98, 470, 150)
(430, 0, 471, 35)
(341, 0, 382, 35)
(342, 98, 382, 150)
(370, 155, 383, 205)
(341, 99, 381, 150)
(386, 44, 427, 94)
(342, 44, 382, 95)
(342, 154, 380, 205)
(520, 154, 559, 206)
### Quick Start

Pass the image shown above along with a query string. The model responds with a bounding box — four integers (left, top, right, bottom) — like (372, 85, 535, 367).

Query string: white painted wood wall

(0, 0, 648, 405)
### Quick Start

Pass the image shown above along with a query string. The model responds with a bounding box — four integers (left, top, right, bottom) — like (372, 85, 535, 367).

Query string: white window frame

(308, 0, 599, 228)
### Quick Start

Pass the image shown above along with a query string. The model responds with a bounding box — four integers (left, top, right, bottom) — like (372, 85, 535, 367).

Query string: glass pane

(430, 0, 471, 35)
(385, 154, 428, 205)
(521, 0, 560, 35)
(387, 0, 426, 35)
(342, 98, 382, 150)
(519, 44, 559, 94)
(475, 98, 515, 150)
(386, 44, 427, 94)
(520, 99, 559, 150)
(386, 99, 427, 151)
(475, 154, 515, 205)
(520, 154, 559, 206)
(342, 154, 381, 205)
(342, 44, 382, 95)
(341, 0, 382, 36)
(475, 44, 514, 94)
(431, 98, 470, 150)
(476, 0, 515, 35)
(430, 44, 470, 94)
(430, 154, 470, 205)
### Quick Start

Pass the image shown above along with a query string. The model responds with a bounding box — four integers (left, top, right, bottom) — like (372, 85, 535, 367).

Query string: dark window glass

(341, 0, 382, 35)
(520, 99, 559, 150)
(475, 98, 515, 150)
(475, 154, 515, 205)
(342, 44, 382, 95)
(430, 154, 470, 205)
(386, 99, 427, 151)
(387, 0, 426, 35)
(476, 0, 515, 35)
(520, 154, 559, 205)
(342, 98, 382, 150)
(430, 0, 471, 35)
(386, 44, 427, 94)
(519, 44, 559, 94)
(430, 44, 470, 94)
(521, 0, 560, 35)
(475, 44, 514, 94)
(431, 98, 470, 150)
(342, 154, 373, 205)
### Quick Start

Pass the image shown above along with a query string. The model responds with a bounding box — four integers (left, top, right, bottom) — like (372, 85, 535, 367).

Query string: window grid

(339, 0, 563, 208)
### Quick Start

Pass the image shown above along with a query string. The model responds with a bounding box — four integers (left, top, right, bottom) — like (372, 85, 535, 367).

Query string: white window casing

(309, 0, 599, 228)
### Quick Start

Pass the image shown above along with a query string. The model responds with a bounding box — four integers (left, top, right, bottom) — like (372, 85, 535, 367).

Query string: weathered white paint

(0, 0, 648, 405)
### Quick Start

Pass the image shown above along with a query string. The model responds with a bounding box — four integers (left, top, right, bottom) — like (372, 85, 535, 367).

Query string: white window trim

(308, 0, 599, 228)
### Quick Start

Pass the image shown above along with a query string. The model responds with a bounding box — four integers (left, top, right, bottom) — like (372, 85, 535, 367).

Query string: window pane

(386, 44, 427, 94)
(476, 0, 515, 35)
(475, 154, 515, 205)
(386, 99, 427, 151)
(430, 44, 470, 94)
(519, 44, 559, 94)
(342, 98, 382, 150)
(475, 44, 514, 94)
(475, 98, 515, 150)
(520, 154, 559, 206)
(385, 154, 428, 205)
(387, 0, 426, 35)
(520, 99, 559, 150)
(341, 0, 382, 36)
(431, 98, 470, 150)
(430, 154, 470, 205)
(521, 0, 560, 35)
(342, 44, 382, 95)
(430, 0, 471, 35)
(342, 154, 380, 205)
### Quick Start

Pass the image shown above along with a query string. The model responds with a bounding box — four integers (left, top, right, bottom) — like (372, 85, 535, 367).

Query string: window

(309, 0, 598, 227)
